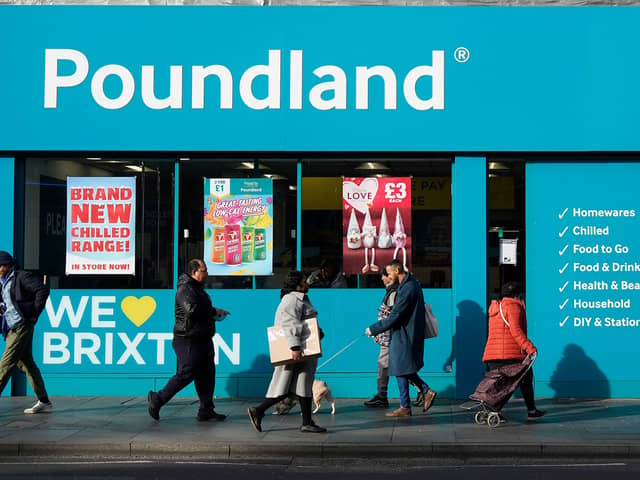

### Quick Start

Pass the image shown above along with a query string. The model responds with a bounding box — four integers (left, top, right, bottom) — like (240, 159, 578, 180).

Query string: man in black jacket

(0, 251, 52, 414)
(147, 259, 229, 422)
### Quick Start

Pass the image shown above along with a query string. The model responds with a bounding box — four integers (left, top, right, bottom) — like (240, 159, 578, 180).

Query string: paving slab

(0, 397, 639, 460)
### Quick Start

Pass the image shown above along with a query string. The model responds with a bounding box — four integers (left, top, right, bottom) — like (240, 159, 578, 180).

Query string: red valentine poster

(342, 177, 412, 275)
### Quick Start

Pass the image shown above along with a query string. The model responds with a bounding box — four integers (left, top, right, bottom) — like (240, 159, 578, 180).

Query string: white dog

(272, 379, 336, 415)
(312, 379, 336, 415)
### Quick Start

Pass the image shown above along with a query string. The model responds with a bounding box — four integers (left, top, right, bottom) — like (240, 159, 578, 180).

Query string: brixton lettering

(44, 49, 445, 112)
(43, 296, 241, 366)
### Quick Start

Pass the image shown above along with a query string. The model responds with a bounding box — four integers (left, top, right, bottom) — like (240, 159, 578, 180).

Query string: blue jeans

(397, 373, 429, 408)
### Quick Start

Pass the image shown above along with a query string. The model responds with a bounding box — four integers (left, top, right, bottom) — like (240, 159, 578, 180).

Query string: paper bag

(267, 317, 322, 366)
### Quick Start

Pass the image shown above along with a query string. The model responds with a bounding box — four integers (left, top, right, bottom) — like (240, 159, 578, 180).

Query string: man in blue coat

(365, 259, 437, 417)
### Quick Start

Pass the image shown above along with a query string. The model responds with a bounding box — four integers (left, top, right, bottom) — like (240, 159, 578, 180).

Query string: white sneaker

(24, 400, 52, 414)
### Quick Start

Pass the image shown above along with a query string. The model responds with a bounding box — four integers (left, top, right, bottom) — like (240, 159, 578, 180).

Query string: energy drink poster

(66, 176, 136, 275)
(203, 178, 273, 276)
(342, 177, 412, 275)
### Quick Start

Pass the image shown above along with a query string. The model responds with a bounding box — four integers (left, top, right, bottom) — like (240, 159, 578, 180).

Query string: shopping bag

(267, 317, 323, 366)
(424, 304, 439, 339)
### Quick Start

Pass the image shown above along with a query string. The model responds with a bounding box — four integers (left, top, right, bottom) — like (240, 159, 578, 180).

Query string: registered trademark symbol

(454, 47, 470, 63)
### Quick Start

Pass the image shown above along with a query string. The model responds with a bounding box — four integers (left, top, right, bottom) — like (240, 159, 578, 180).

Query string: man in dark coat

(147, 259, 229, 422)
(0, 251, 52, 414)
(366, 259, 437, 417)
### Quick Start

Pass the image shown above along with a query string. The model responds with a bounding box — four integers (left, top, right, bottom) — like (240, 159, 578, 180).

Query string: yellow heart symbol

(121, 296, 157, 327)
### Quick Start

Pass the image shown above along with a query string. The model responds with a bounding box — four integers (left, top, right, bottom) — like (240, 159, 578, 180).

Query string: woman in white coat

(248, 271, 327, 433)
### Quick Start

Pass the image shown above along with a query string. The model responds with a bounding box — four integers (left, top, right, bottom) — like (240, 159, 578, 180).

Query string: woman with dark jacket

(482, 281, 545, 420)
(248, 270, 326, 433)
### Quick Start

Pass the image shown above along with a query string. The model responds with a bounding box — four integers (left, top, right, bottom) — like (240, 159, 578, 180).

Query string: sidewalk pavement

(1, 396, 639, 461)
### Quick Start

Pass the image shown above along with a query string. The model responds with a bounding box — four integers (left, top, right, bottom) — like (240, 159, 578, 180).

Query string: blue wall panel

(527, 162, 640, 398)
(32, 288, 453, 398)
(452, 156, 487, 398)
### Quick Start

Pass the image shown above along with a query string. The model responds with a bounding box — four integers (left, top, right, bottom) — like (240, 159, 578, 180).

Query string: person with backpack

(483, 281, 546, 421)
(365, 259, 437, 417)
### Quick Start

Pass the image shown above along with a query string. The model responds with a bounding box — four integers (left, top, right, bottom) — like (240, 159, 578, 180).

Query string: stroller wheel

(474, 411, 488, 425)
(487, 412, 501, 428)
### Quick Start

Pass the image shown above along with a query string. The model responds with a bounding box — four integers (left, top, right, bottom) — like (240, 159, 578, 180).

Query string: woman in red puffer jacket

(482, 282, 546, 420)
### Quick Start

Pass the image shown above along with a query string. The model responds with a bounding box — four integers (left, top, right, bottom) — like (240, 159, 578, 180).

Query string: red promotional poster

(342, 177, 412, 275)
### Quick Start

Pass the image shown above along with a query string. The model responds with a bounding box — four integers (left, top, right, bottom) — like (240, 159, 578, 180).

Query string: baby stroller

(464, 354, 536, 428)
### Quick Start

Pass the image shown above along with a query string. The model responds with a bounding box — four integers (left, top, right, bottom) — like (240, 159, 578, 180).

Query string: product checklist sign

(527, 163, 640, 392)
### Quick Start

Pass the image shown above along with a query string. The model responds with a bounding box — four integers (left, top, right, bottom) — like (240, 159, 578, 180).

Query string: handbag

(424, 303, 439, 339)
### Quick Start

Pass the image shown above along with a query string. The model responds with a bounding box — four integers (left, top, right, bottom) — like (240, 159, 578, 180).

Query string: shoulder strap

(498, 301, 510, 328)
(387, 290, 397, 307)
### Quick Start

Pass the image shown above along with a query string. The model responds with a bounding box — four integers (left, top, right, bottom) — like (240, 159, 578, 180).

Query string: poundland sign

(44, 49, 444, 112)
(3, 6, 640, 151)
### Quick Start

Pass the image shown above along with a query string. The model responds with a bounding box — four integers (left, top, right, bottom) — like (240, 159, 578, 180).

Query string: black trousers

(487, 359, 536, 411)
(157, 337, 215, 415)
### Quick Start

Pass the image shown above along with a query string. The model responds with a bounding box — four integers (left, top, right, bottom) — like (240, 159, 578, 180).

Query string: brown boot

(385, 406, 411, 417)
(422, 389, 437, 412)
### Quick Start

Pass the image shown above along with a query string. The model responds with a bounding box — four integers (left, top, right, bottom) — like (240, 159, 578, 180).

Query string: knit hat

(0, 251, 14, 265)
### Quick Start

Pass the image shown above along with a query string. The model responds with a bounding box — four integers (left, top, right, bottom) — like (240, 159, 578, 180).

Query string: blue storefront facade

(1, 6, 639, 399)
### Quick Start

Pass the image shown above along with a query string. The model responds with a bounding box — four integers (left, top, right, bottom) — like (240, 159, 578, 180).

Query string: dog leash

(316, 334, 365, 371)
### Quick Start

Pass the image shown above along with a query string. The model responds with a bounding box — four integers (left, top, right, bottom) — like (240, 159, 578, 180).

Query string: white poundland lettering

(621, 281, 640, 290)
(44, 49, 445, 112)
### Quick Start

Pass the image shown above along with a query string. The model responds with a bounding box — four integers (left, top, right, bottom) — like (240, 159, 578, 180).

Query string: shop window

(301, 158, 452, 289)
(23, 157, 174, 289)
(178, 158, 297, 289)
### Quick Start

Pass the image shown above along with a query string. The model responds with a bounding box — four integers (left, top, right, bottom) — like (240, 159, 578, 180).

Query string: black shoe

(527, 409, 546, 421)
(197, 410, 226, 422)
(248, 407, 263, 432)
(364, 395, 389, 408)
(300, 422, 327, 433)
(412, 392, 425, 407)
(147, 391, 160, 421)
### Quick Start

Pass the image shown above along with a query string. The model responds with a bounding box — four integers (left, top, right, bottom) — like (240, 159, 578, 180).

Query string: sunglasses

(382, 270, 389, 277)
